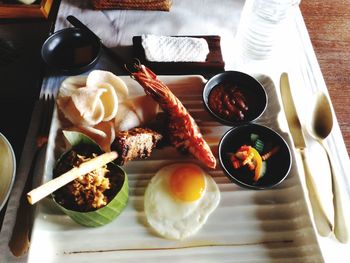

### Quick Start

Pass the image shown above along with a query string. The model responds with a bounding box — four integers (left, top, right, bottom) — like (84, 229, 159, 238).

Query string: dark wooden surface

(0, 0, 60, 230)
(300, 1, 350, 155)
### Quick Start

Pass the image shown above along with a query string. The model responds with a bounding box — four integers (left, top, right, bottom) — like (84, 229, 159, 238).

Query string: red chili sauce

(208, 83, 249, 121)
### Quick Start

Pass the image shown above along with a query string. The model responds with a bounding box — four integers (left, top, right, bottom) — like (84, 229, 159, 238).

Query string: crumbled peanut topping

(67, 154, 111, 209)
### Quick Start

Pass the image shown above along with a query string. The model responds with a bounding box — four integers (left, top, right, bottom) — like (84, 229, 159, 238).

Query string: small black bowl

(218, 124, 292, 190)
(41, 28, 101, 75)
(203, 71, 267, 126)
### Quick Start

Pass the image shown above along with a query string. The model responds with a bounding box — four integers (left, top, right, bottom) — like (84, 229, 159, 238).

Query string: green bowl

(51, 131, 129, 227)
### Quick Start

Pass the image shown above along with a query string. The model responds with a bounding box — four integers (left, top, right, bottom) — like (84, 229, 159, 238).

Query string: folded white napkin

(141, 34, 209, 62)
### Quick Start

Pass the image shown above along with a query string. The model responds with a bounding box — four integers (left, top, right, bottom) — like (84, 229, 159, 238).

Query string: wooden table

(300, 0, 350, 155)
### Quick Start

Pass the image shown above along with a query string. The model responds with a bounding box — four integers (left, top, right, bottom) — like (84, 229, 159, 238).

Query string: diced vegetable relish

(228, 134, 280, 182)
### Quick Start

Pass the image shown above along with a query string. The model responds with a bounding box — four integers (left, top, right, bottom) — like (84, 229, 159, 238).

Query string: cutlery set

(280, 73, 349, 243)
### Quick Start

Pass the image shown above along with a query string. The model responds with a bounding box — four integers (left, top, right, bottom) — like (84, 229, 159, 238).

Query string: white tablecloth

(54, 0, 244, 71)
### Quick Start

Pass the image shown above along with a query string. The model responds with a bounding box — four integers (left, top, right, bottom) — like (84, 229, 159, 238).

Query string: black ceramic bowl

(203, 71, 267, 126)
(41, 28, 101, 75)
(218, 124, 292, 190)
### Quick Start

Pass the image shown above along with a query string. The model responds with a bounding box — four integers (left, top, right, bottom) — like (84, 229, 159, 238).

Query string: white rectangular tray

(27, 74, 323, 262)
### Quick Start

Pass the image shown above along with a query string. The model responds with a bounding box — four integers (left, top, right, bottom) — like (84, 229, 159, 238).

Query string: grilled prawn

(130, 63, 216, 169)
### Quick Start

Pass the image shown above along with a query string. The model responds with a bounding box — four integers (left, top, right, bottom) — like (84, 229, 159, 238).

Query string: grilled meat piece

(111, 127, 163, 165)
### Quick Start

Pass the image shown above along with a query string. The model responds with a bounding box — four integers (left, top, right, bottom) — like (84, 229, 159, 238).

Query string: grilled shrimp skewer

(130, 63, 216, 169)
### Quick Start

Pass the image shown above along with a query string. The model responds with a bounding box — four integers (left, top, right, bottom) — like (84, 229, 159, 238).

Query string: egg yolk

(169, 166, 205, 202)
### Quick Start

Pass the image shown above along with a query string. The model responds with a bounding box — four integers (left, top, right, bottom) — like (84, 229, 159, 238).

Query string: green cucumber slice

(254, 139, 264, 153)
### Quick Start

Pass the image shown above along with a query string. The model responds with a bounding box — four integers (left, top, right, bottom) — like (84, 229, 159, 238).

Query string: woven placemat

(91, 0, 172, 11)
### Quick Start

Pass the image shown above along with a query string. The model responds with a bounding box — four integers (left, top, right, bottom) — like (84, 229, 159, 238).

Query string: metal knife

(280, 72, 332, 237)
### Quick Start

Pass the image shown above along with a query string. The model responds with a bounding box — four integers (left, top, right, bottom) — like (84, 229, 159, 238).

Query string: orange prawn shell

(131, 65, 216, 169)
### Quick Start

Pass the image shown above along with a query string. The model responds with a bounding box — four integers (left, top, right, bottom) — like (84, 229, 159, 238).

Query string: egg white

(144, 163, 220, 240)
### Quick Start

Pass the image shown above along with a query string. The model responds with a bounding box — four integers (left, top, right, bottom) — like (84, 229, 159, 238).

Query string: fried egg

(144, 163, 220, 240)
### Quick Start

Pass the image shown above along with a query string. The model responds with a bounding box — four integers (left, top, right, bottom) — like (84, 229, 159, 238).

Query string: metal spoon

(309, 91, 349, 243)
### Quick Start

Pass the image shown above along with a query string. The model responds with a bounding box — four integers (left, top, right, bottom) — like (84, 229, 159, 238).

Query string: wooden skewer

(27, 151, 118, 205)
